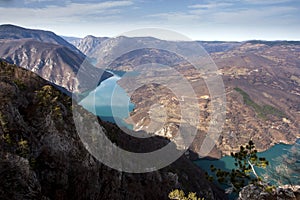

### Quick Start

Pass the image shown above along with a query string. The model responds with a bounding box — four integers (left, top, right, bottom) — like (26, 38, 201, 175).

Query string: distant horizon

(0, 0, 299, 41)
(61, 33, 300, 42)
(2, 23, 300, 43)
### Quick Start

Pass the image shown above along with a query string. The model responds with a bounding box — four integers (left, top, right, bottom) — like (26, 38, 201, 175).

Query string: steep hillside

(213, 42, 300, 120)
(0, 60, 226, 200)
(0, 24, 113, 93)
(210, 42, 300, 154)
(69, 35, 109, 56)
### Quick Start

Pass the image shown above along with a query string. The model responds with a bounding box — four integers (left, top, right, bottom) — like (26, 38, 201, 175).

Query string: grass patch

(234, 87, 285, 119)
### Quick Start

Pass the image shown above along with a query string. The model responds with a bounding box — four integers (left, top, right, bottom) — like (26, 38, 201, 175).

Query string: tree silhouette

(207, 140, 269, 193)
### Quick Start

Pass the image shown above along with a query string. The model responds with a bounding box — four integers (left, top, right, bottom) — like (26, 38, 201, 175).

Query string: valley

(2, 25, 296, 160)
(70, 36, 300, 158)
(0, 24, 299, 200)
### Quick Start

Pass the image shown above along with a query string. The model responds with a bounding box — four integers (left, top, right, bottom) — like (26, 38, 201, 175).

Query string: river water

(79, 70, 299, 189)
(195, 139, 300, 185)
(79, 70, 135, 129)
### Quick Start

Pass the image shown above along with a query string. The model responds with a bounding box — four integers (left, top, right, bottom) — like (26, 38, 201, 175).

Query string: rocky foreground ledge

(238, 185, 300, 200)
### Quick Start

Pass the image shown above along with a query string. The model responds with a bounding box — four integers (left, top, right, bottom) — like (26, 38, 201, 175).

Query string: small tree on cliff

(168, 189, 204, 200)
(207, 140, 269, 193)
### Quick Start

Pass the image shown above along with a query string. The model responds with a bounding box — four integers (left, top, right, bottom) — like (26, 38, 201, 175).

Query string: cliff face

(69, 35, 109, 56)
(0, 60, 226, 200)
(0, 25, 112, 93)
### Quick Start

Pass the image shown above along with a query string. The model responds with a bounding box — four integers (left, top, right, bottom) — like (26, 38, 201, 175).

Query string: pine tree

(208, 140, 269, 193)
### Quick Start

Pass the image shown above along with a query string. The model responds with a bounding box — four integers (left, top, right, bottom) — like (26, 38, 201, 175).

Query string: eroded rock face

(0, 25, 112, 93)
(238, 184, 300, 200)
(69, 35, 109, 56)
(0, 61, 226, 200)
(0, 153, 45, 199)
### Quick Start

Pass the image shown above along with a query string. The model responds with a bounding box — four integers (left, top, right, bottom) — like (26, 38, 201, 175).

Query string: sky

(0, 0, 299, 41)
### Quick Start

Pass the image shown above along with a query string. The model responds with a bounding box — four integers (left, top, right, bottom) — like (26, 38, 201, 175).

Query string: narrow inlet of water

(79, 70, 135, 130)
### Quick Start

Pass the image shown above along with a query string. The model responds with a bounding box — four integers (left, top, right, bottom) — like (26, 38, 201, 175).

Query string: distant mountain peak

(0, 24, 27, 30)
(0, 24, 112, 93)
(0, 24, 54, 36)
(0, 24, 82, 55)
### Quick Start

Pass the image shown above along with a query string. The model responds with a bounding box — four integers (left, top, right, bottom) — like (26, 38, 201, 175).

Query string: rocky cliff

(0, 60, 226, 200)
(0, 25, 112, 93)
(69, 35, 109, 56)
(238, 185, 300, 200)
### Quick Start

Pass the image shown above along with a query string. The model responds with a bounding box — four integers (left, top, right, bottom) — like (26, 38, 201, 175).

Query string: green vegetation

(36, 85, 60, 106)
(13, 79, 26, 90)
(1, 132, 30, 159)
(207, 141, 269, 194)
(2, 133, 12, 145)
(0, 60, 15, 76)
(0, 111, 9, 133)
(234, 87, 285, 119)
(1, 132, 36, 168)
(1, 122, 36, 167)
(35, 85, 69, 119)
(169, 189, 204, 200)
(16, 138, 30, 158)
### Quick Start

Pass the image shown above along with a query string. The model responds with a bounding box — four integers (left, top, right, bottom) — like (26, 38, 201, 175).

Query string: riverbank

(195, 139, 300, 185)
(79, 70, 135, 129)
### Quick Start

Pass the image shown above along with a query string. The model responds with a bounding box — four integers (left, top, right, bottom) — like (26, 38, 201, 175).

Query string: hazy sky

(0, 0, 299, 41)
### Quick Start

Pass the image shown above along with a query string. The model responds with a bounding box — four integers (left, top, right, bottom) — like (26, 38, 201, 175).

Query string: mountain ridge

(0, 24, 82, 55)
(0, 24, 112, 93)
